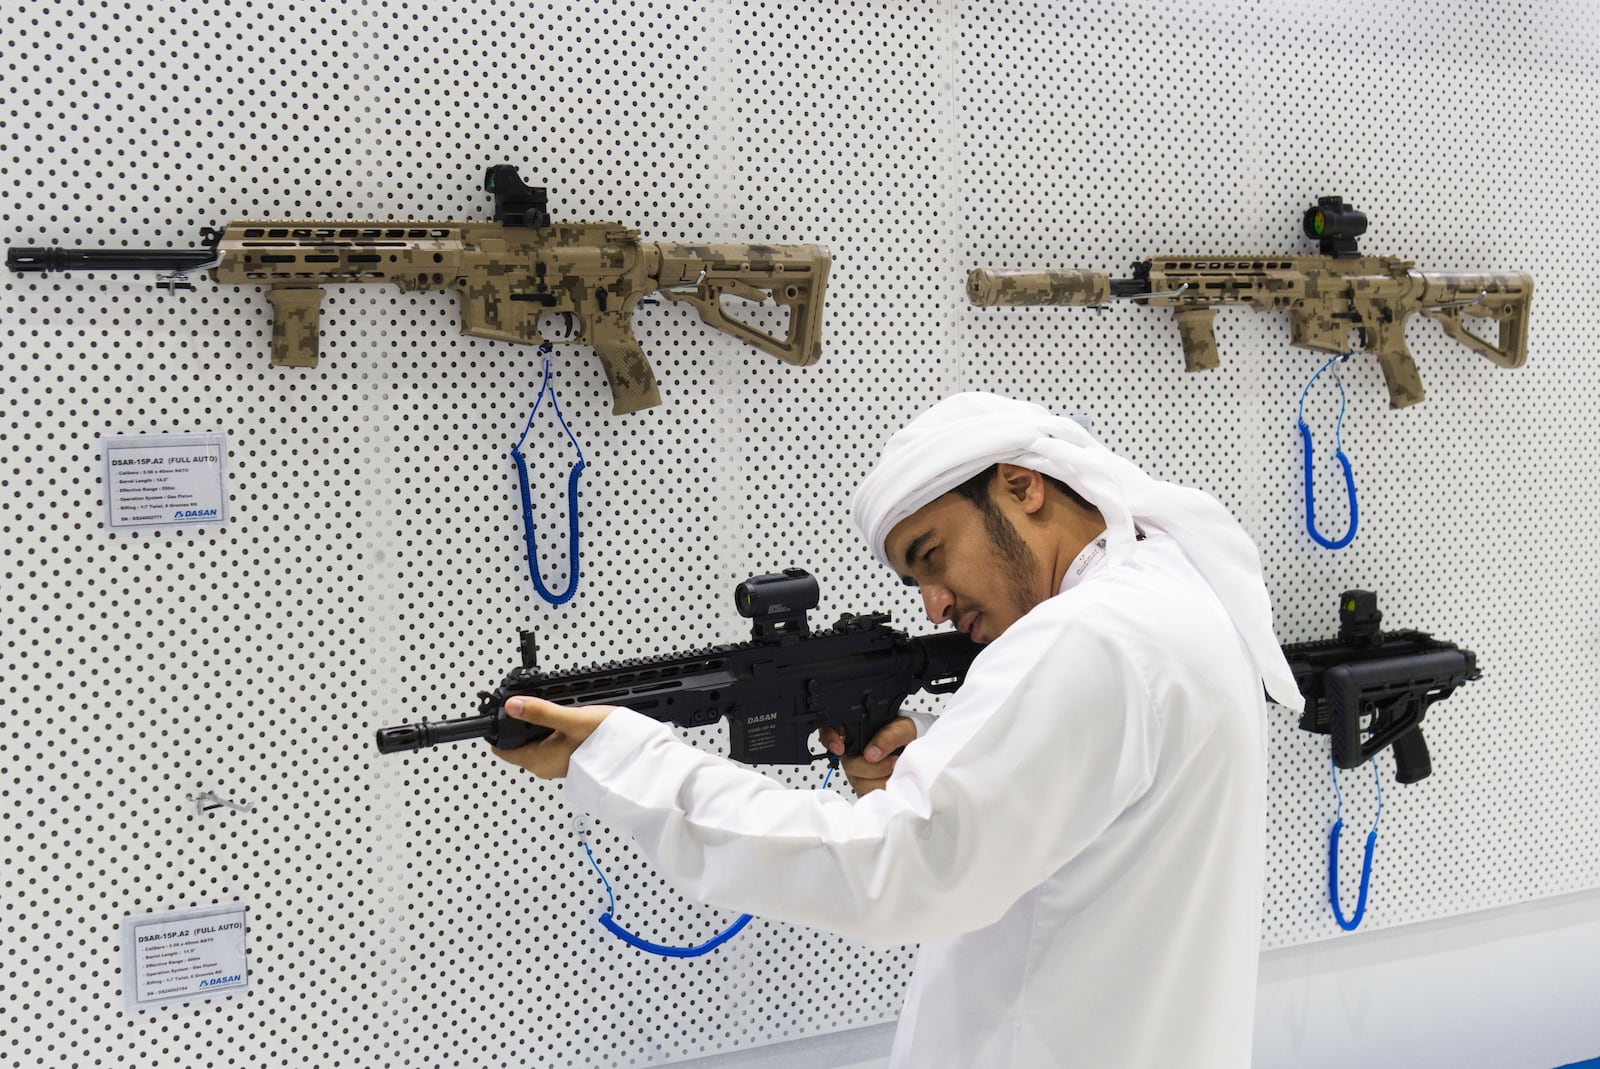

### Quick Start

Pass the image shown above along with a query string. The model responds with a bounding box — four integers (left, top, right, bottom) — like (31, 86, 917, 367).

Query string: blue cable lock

(1328, 755, 1383, 930)
(579, 761, 841, 957)
(1298, 353, 1359, 551)
(512, 357, 585, 606)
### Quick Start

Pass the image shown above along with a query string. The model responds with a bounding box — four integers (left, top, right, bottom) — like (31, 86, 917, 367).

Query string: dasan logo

(173, 509, 219, 520)
(199, 975, 242, 989)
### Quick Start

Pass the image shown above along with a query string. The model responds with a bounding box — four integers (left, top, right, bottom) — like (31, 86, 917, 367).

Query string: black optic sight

(484, 165, 552, 229)
(1304, 196, 1367, 258)
(735, 568, 819, 642)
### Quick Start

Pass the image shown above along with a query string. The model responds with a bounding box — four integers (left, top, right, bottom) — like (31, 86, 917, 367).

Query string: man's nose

(921, 585, 956, 624)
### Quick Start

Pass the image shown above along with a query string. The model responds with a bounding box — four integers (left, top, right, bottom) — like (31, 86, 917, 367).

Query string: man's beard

(976, 497, 1044, 623)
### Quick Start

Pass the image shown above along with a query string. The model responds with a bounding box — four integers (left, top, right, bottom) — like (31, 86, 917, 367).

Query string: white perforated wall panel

(3, 1, 1596, 1065)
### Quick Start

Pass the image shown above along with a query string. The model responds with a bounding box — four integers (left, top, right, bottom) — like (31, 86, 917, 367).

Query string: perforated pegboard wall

(3, 1, 1596, 1065)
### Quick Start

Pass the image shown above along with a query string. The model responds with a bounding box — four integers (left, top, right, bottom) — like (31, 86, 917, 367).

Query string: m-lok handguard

(375, 569, 981, 766)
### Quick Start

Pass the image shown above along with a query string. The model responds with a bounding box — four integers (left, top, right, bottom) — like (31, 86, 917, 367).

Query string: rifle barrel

(7, 246, 217, 274)
(375, 715, 499, 754)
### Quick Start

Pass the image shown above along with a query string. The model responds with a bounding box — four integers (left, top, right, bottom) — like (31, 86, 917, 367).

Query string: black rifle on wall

(1283, 590, 1479, 783)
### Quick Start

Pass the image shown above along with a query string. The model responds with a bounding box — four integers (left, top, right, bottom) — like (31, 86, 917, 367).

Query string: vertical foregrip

(265, 286, 326, 368)
(1172, 307, 1220, 372)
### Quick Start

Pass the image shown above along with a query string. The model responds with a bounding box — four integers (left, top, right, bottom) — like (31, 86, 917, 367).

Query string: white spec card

(101, 432, 228, 531)
(122, 902, 249, 1013)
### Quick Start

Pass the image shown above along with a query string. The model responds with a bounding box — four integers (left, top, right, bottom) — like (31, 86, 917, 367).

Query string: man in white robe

(494, 392, 1303, 1067)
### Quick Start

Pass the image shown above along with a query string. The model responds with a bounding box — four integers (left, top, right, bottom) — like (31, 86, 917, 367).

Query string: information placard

(122, 902, 249, 1013)
(101, 432, 228, 531)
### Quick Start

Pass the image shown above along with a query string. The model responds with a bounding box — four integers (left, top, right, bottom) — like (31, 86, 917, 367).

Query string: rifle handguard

(376, 570, 981, 766)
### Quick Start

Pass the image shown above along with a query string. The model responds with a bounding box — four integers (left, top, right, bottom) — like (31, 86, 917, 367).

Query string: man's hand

(816, 716, 918, 797)
(491, 696, 616, 779)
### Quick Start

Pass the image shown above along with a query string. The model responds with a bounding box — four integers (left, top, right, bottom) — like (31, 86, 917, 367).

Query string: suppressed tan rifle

(967, 197, 1532, 407)
(7, 166, 831, 414)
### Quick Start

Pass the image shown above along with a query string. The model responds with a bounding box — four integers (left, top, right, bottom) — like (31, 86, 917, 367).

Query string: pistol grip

(265, 286, 325, 368)
(590, 319, 663, 414)
(1364, 320, 1425, 408)
(1391, 728, 1432, 784)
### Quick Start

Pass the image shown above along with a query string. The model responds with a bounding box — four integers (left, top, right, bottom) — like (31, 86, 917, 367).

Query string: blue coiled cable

(1298, 353, 1359, 550)
(579, 757, 841, 957)
(1328, 755, 1383, 931)
(512, 356, 585, 606)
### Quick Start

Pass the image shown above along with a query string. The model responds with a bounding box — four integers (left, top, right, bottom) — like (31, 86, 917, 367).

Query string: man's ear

(995, 463, 1048, 514)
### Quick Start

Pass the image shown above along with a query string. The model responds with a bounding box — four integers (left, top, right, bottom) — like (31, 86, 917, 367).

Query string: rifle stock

(654, 243, 830, 368)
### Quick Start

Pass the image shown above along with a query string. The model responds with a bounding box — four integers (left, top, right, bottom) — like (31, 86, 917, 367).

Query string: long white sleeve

(564, 598, 1163, 946)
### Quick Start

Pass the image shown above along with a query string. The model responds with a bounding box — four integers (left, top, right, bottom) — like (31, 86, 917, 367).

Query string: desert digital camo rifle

(967, 197, 1533, 408)
(1283, 590, 1479, 783)
(375, 569, 982, 764)
(7, 166, 831, 414)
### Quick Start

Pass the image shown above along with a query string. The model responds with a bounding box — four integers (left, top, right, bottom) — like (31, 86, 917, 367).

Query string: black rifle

(375, 569, 982, 765)
(1283, 591, 1479, 783)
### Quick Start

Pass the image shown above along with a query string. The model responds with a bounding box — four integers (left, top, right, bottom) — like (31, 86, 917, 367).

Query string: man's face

(884, 487, 1046, 644)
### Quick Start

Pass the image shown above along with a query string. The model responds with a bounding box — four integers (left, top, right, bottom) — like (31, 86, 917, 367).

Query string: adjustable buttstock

(265, 286, 325, 367)
(1322, 650, 1470, 778)
(656, 243, 832, 367)
(1420, 271, 1534, 371)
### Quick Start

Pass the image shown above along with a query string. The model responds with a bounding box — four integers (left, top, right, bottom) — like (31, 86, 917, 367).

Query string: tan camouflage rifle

(966, 198, 1532, 407)
(7, 166, 831, 414)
